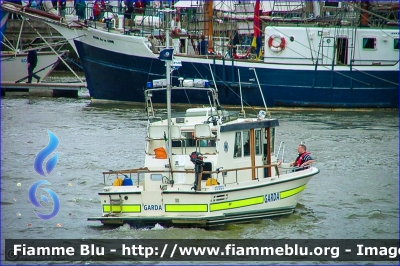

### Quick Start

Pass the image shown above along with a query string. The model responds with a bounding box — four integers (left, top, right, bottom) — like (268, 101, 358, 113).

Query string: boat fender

(113, 177, 123, 186)
(268, 34, 286, 53)
(122, 175, 133, 186)
(206, 178, 219, 186)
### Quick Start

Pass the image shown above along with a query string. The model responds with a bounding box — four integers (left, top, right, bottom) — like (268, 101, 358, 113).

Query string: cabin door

(336, 37, 348, 65)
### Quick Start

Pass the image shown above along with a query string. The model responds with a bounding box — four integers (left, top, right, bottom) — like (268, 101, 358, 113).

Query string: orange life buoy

(268, 34, 286, 52)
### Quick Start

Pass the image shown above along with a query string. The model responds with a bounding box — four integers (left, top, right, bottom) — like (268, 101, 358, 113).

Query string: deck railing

(101, 163, 289, 186)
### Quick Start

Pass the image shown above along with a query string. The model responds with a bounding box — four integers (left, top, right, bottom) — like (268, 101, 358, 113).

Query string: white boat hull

(89, 167, 319, 228)
(1, 51, 65, 83)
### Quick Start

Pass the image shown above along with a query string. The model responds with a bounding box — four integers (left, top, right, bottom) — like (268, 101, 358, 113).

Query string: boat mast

(360, 0, 370, 27)
(165, 9, 173, 166)
(204, 0, 213, 49)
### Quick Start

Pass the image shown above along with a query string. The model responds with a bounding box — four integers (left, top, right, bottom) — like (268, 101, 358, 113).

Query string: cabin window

(234, 132, 242, 158)
(255, 130, 261, 155)
(394, 39, 399, 50)
(243, 131, 250, 157)
(362, 37, 376, 50)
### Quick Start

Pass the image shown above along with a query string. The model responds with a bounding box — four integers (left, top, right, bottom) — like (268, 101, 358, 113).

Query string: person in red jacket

(277, 143, 315, 170)
(93, 0, 101, 20)
(134, 0, 145, 14)
(289, 144, 315, 168)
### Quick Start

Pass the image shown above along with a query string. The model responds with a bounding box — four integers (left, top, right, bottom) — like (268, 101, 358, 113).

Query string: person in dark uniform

(227, 34, 238, 59)
(124, 0, 134, 19)
(197, 35, 208, 55)
(27, 44, 40, 83)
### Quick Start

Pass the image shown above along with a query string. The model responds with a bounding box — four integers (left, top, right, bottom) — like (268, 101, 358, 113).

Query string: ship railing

(102, 163, 286, 186)
(275, 141, 285, 162)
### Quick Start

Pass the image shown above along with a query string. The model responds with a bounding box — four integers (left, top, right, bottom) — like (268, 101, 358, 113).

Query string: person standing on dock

(26, 44, 41, 83)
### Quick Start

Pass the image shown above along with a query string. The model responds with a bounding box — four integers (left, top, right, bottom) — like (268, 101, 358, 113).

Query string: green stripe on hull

(165, 204, 208, 212)
(280, 184, 307, 199)
(210, 196, 264, 212)
(103, 204, 141, 213)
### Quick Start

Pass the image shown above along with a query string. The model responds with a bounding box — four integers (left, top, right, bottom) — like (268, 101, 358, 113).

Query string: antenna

(250, 67, 270, 118)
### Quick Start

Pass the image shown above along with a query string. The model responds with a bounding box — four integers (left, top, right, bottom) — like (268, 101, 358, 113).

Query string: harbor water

(1, 92, 398, 264)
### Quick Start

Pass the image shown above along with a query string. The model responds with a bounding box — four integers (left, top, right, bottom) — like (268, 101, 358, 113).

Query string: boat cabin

(143, 102, 280, 192)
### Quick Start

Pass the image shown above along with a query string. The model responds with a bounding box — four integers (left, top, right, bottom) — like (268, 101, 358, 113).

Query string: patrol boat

(88, 46, 320, 228)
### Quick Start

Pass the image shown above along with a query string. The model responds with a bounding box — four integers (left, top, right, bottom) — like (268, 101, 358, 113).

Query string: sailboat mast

(360, 0, 370, 27)
(204, 0, 213, 49)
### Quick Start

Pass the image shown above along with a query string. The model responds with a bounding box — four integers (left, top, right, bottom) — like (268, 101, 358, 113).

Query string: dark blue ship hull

(75, 40, 398, 108)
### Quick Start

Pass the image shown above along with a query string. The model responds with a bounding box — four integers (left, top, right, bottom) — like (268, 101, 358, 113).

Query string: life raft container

(268, 33, 286, 52)
(113, 177, 123, 186)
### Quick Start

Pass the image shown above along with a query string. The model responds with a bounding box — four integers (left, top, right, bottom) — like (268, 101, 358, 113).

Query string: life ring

(268, 34, 286, 53)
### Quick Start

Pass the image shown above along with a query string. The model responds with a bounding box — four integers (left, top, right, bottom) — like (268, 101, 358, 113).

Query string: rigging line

(205, 46, 219, 93)
(146, 55, 154, 86)
(348, 66, 400, 86)
(0, 32, 15, 51)
(187, 56, 258, 111)
(186, 58, 261, 114)
(24, 39, 70, 51)
(350, 2, 399, 25)
(0, 41, 15, 52)
(25, 18, 84, 83)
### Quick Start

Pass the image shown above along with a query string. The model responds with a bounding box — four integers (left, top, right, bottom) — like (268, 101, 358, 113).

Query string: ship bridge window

(243, 131, 250, 157)
(234, 130, 263, 158)
(255, 130, 261, 155)
(363, 37, 376, 50)
(394, 38, 399, 50)
(234, 132, 242, 158)
(271, 128, 276, 154)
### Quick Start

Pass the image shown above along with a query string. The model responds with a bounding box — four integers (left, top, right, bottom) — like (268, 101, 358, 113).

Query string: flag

(251, 0, 262, 60)
(158, 48, 174, 61)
